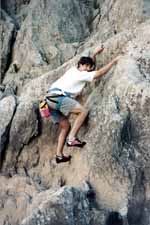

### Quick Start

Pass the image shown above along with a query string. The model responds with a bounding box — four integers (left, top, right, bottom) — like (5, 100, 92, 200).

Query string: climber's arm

(91, 45, 104, 63)
(93, 56, 119, 80)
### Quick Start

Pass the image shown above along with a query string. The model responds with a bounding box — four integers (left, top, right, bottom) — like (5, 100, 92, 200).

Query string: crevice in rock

(120, 111, 132, 148)
(3, 28, 18, 81)
(105, 212, 123, 225)
(114, 95, 120, 113)
(0, 124, 12, 169)
(115, 108, 137, 168)
(127, 170, 145, 225)
(83, 181, 97, 210)
(1, 9, 20, 83)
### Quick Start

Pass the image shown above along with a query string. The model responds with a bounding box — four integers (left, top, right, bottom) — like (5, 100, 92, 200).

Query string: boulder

(0, 95, 16, 164)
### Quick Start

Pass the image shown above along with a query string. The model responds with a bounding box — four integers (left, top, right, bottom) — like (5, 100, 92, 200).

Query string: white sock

(68, 136, 75, 141)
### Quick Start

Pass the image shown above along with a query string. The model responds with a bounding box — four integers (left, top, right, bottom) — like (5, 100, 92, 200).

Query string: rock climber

(46, 45, 120, 163)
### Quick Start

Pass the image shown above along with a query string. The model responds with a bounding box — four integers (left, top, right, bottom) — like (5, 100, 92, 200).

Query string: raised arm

(92, 45, 104, 63)
(94, 56, 120, 79)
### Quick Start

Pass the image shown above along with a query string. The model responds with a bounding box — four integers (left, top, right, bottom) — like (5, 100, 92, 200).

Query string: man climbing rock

(46, 46, 120, 163)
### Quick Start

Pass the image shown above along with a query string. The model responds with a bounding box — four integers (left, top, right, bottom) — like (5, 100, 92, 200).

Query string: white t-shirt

(50, 67, 95, 97)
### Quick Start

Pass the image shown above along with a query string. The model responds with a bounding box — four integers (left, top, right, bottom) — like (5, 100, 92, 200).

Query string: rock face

(0, 10, 16, 83)
(1, 0, 31, 16)
(20, 185, 101, 225)
(97, 0, 143, 38)
(3, 0, 95, 89)
(86, 21, 150, 223)
(0, 176, 106, 225)
(0, 0, 150, 225)
(0, 175, 41, 225)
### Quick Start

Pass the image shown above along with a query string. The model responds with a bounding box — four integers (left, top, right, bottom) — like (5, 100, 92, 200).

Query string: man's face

(79, 64, 92, 72)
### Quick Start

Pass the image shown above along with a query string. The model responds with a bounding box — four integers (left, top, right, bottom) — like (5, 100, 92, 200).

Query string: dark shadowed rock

(1, 0, 31, 17)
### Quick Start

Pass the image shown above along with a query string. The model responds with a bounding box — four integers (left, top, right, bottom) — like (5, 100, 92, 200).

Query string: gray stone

(0, 95, 16, 163)
(3, 0, 94, 86)
(0, 175, 107, 225)
(93, 0, 143, 41)
(0, 175, 41, 225)
(20, 186, 103, 225)
(0, 10, 16, 83)
(8, 101, 39, 156)
(1, 0, 31, 17)
(143, 0, 150, 20)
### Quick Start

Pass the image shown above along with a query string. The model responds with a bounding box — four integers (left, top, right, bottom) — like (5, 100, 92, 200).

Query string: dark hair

(77, 56, 95, 70)
(106, 212, 123, 225)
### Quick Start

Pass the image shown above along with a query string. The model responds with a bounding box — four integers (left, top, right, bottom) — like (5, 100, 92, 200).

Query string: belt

(47, 88, 73, 97)
(46, 88, 67, 111)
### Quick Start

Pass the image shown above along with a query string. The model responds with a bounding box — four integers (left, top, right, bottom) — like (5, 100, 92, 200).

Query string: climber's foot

(66, 138, 86, 148)
(55, 155, 71, 164)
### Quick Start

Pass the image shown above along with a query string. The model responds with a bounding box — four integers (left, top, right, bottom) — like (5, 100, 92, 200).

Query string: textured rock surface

(0, 176, 107, 225)
(0, 94, 16, 164)
(0, 0, 150, 225)
(0, 175, 41, 225)
(92, 0, 143, 41)
(20, 185, 104, 225)
(3, 0, 95, 88)
(1, 0, 31, 28)
(0, 10, 16, 83)
(143, 0, 150, 19)
(1, 0, 31, 16)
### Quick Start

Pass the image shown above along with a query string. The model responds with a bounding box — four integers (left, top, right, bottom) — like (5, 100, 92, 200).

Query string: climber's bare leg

(56, 119, 70, 156)
(68, 105, 88, 141)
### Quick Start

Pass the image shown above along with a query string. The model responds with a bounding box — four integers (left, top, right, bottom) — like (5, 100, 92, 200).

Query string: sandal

(66, 138, 86, 148)
(56, 155, 71, 164)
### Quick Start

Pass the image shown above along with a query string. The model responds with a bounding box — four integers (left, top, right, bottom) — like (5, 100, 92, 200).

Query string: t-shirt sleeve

(80, 71, 96, 82)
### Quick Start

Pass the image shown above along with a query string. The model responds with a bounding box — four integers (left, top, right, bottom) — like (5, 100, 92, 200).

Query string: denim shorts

(50, 109, 67, 124)
(46, 95, 80, 124)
